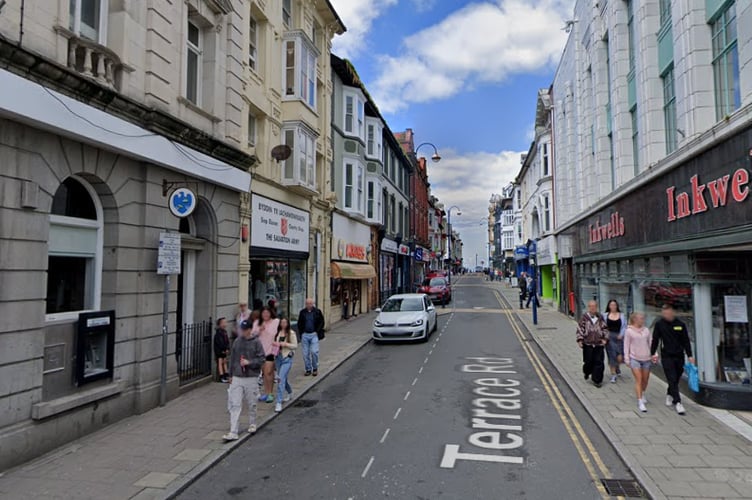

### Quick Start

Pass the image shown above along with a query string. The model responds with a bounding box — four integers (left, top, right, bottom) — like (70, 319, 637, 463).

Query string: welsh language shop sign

(251, 194, 310, 253)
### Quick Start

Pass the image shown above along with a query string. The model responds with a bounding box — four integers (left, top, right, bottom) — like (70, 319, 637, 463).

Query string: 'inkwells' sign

(666, 169, 750, 222)
(589, 212, 625, 244)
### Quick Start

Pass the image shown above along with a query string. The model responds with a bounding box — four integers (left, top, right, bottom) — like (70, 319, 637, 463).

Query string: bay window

(283, 32, 319, 109)
(367, 178, 382, 223)
(343, 90, 365, 140)
(69, 0, 107, 43)
(282, 123, 317, 190)
(343, 159, 365, 214)
(366, 118, 383, 160)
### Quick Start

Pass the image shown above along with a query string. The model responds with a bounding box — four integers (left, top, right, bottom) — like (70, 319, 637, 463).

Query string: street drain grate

(601, 479, 646, 498)
(292, 399, 318, 408)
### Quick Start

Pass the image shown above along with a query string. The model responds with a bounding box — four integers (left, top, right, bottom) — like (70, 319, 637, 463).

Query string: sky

(329, 0, 575, 266)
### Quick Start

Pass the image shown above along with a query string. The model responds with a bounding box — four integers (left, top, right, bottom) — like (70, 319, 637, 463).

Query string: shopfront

(380, 238, 399, 303)
(413, 246, 431, 289)
(250, 194, 309, 322)
(570, 124, 752, 409)
(330, 214, 376, 324)
(537, 236, 558, 306)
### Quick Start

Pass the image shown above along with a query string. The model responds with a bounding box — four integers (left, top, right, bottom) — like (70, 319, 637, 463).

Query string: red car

(418, 276, 452, 304)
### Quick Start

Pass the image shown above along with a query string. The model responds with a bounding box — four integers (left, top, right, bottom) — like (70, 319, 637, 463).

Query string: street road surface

(180, 276, 635, 499)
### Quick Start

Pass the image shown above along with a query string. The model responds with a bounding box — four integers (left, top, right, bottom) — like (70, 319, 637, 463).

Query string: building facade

(518, 88, 557, 305)
(554, 0, 752, 408)
(241, 0, 344, 323)
(0, 0, 255, 469)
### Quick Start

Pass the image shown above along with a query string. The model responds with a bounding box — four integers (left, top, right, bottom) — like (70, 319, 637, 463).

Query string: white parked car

(372, 293, 438, 343)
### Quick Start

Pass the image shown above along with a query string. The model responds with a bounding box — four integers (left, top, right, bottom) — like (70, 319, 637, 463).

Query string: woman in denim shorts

(623, 312, 653, 413)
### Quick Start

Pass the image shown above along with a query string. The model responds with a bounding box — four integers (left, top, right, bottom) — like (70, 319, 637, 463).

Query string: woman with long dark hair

(252, 306, 279, 403)
(603, 299, 626, 383)
(272, 318, 297, 412)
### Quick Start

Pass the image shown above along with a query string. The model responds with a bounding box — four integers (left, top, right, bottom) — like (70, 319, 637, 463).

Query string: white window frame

(343, 89, 366, 140)
(281, 123, 317, 190)
(541, 194, 551, 233)
(46, 176, 103, 322)
(365, 119, 382, 160)
(282, 0, 292, 28)
(186, 19, 202, 106)
(366, 177, 382, 223)
(69, 0, 108, 43)
(343, 158, 365, 215)
(248, 111, 257, 147)
(282, 32, 319, 110)
(541, 142, 550, 177)
(248, 15, 258, 72)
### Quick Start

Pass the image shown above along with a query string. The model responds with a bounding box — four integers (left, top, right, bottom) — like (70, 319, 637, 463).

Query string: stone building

(0, 0, 258, 469)
(239, 0, 345, 322)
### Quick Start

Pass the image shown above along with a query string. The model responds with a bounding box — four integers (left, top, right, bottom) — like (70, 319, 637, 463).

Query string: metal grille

(601, 479, 646, 498)
(176, 317, 213, 385)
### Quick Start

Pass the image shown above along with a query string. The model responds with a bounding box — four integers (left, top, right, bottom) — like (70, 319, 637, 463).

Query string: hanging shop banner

(332, 213, 370, 263)
(251, 194, 310, 253)
(381, 238, 399, 254)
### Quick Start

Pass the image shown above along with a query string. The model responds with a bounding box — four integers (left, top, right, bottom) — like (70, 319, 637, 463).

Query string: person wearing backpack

(651, 304, 695, 415)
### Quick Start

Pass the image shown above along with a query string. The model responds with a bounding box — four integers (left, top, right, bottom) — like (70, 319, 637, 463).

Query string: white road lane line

(418, 366, 424, 374)
(411, 377, 418, 386)
(361, 456, 375, 478)
(404, 391, 411, 401)
(429, 350, 433, 355)
(380, 428, 391, 444)
(424, 357, 429, 364)
(394, 407, 402, 419)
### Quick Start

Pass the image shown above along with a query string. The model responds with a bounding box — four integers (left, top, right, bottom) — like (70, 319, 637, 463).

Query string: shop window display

(639, 280, 695, 352)
(711, 284, 752, 384)
(250, 259, 306, 321)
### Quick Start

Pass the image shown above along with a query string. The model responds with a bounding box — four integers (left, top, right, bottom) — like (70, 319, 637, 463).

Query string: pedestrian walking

(213, 317, 230, 383)
(351, 287, 359, 317)
(342, 289, 350, 320)
(272, 318, 298, 412)
(518, 272, 528, 309)
(525, 275, 540, 308)
(234, 301, 251, 342)
(297, 298, 325, 377)
(624, 312, 652, 412)
(223, 320, 265, 441)
(577, 300, 609, 387)
(651, 304, 695, 415)
(252, 307, 280, 403)
(603, 300, 626, 383)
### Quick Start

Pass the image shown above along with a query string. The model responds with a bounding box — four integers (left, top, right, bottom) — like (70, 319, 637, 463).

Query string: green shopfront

(567, 123, 752, 409)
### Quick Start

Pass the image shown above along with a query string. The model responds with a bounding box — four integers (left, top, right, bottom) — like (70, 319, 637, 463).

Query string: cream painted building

(238, 0, 345, 322)
(0, 0, 257, 469)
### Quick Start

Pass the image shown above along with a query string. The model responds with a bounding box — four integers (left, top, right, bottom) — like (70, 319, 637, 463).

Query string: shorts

(629, 359, 652, 370)
(265, 354, 275, 362)
(215, 354, 227, 360)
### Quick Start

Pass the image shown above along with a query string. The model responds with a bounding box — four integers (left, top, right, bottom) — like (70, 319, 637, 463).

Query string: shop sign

(513, 246, 529, 261)
(399, 244, 411, 256)
(414, 247, 424, 262)
(666, 170, 749, 222)
(381, 238, 399, 254)
(589, 212, 625, 244)
(251, 194, 310, 253)
(332, 213, 370, 262)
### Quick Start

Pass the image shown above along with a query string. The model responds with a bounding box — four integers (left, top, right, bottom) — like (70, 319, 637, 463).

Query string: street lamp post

(446, 205, 461, 284)
(415, 143, 442, 163)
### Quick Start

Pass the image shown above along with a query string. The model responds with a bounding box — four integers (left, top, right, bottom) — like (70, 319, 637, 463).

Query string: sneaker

(248, 425, 256, 434)
(638, 400, 647, 413)
(304, 371, 312, 376)
(665, 395, 674, 407)
(258, 394, 267, 402)
(610, 375, 617, 384)
(223, 432, 239, 441)
(283, 392, 292, 402)
(616, 367, 622, 376)
(641, 396, 648, 405)
(265, 394, 274, 403)
(675, 402, 686, 415)
(274, 403, 282, 413)
(312, 369, 318, 377)
(594, 382, 602, 388)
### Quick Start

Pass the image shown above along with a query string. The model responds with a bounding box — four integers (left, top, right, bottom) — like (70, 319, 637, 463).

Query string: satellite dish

(271, 145, 292, 162)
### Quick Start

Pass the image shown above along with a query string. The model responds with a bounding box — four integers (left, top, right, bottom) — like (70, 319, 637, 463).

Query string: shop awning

(331, 262, 376, 280)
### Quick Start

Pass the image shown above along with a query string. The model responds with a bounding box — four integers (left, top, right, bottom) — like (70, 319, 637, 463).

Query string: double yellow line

(493, 290, 619, 500)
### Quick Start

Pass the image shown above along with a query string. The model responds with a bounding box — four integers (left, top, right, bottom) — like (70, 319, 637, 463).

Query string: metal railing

(176, 317, 213, 385)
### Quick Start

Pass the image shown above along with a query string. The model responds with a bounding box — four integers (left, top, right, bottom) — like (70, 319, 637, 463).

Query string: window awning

(331, 262, 376, 280)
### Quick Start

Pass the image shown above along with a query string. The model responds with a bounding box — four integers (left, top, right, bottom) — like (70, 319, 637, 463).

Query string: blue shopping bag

(685, 362, 700, 393)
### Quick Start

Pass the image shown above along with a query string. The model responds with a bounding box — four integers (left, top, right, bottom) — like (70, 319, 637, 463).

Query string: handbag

(685, 362, 700, 393)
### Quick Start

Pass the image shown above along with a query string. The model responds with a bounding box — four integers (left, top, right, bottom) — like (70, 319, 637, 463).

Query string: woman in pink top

(623, 312, 653, 413)
(252, 306, 280, 403)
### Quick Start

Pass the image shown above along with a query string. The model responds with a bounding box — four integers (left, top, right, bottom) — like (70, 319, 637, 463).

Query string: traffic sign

(157, 232, 181, 275)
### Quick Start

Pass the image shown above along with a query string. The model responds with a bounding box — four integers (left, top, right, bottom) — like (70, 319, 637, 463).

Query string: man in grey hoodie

(223, 320, 266, 441)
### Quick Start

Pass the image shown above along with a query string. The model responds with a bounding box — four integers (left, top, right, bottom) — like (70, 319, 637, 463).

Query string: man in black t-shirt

(651, 304, 695, 415)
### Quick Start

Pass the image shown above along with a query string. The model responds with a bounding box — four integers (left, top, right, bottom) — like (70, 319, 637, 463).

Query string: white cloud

(427, 149, 524, 266)
(372, 0, 574, 112)
(330, 0, 398, 59)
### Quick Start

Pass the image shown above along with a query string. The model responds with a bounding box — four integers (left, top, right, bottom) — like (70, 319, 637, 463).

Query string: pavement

(0, 314, 375, 500)
(180, 276, 633, 500)
(495, 282, 752, 500)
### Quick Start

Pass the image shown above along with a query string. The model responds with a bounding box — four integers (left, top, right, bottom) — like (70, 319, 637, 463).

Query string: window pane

(46, 256, 89, 314)
(80, 0, 100, 40)
(52, 178, 97, 219)
(188, 21, 200, 46)
(249, 18, 257, 70)
(283, 0, 292, 27)
(187, 50, 199, 103)
(345, 96, 353, 132)
(284, 129, 295, 179)
(285, 41, 295, 96)
(248, 114, 256, 146)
